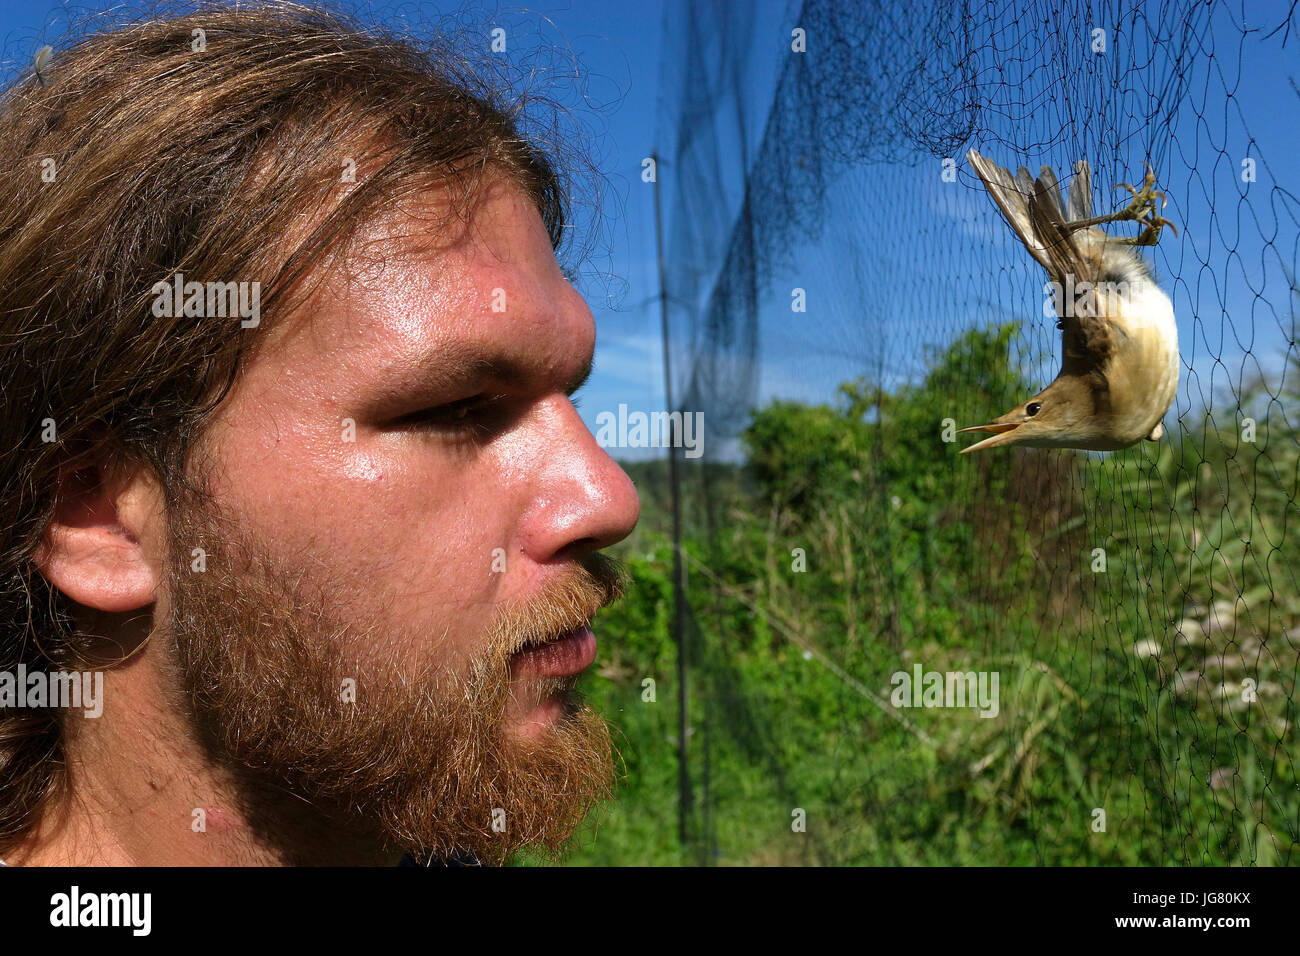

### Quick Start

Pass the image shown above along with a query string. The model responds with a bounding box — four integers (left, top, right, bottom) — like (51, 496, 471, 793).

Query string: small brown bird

(959, 150, 1180, 453)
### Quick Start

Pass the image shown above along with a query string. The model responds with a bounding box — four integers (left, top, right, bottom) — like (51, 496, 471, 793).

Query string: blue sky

(0, 0, 697, 454)
(2, 1, 1296, 461)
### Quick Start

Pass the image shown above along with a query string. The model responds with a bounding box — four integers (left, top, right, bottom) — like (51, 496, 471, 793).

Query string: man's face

(159, 175, 640, 862)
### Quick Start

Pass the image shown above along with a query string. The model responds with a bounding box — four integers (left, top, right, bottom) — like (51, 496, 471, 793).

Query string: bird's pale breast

(1099, 277, 1179, 444)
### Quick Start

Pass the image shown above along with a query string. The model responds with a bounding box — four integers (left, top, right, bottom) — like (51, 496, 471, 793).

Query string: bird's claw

(1066, 162, 1179, 245)
(1106, 164, 1179, 246)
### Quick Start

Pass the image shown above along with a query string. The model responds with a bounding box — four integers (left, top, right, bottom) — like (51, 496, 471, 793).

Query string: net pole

(652, 150, 693, 851)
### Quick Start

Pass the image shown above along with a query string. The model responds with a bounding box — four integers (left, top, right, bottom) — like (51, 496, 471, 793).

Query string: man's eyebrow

(407, 341, 594, 395)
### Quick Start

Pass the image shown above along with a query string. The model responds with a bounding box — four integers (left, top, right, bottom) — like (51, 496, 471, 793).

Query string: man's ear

(33, 462, 165, 613)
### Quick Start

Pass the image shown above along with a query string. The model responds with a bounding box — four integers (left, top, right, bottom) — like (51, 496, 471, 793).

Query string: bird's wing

(967, 150, 1054, 273)
(970, 150, 1112, 372)
(1026, 178, 1113, 373)
(1065, 160, 1092, 222)
(1037, 161, 1096, 224)
(1037, 164, 1066, 215)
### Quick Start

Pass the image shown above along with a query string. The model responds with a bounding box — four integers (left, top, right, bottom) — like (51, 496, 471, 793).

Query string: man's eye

(392, 394, 505, 437)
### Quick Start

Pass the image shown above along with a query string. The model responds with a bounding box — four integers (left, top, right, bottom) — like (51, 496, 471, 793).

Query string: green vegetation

(545, 323, 1299, 866)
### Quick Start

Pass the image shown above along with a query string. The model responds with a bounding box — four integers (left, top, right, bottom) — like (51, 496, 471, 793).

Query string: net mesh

(632, 0, 1300, 865)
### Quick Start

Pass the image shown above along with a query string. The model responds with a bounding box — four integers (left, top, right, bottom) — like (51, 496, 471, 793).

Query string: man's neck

(9, 652, 397, 866)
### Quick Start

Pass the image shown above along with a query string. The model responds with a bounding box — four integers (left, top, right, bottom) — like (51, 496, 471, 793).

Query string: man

(0, 2, 639, 866)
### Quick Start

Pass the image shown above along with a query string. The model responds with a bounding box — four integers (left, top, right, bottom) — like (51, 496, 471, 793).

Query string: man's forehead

(273, 178, 583, 384)
(392, 175, 559, 280)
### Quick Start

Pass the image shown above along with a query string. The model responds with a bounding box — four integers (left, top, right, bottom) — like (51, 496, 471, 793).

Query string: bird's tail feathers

(1026, 182, 1089, 291)
(967, 150, 1051, 272)
(1065, 160, 1092, 221)
(967, 150, 1094, 277)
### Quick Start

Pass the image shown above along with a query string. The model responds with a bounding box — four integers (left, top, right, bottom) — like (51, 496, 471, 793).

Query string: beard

(160, 489, 626, 865)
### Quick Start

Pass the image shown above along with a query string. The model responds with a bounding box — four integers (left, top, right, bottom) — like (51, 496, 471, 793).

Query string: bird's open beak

(957, 422, 1021, 454)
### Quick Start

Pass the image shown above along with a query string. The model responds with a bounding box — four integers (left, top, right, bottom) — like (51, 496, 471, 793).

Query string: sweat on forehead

(245, 168, 536, 347)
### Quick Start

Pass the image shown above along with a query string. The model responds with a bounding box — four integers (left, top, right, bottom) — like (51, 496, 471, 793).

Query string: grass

(533, 324, 1299, 866)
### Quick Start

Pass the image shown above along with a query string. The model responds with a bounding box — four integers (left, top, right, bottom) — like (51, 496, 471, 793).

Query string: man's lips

(509, 626, 597, 679)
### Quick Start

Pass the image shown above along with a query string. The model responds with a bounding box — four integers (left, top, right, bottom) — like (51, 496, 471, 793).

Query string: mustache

(487, 552, 630, 658)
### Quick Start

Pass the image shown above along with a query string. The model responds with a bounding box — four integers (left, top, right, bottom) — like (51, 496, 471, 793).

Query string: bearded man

(0, 2, 640, 866)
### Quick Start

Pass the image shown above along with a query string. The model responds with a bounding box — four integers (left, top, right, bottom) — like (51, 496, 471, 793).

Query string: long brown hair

(0, 0, 572, 854)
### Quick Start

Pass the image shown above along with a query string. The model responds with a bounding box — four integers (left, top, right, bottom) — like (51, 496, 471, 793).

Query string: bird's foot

(1068, 163, 1179, 246)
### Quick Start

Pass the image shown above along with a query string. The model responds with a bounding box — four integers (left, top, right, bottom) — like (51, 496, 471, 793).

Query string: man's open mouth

(509, 626, 597, 679)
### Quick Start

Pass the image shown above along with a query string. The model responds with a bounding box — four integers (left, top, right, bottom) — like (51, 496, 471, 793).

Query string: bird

(958, 150, 1180, 453)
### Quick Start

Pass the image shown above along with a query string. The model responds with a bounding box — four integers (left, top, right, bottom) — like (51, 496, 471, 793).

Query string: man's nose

(515, 397, 641, 563)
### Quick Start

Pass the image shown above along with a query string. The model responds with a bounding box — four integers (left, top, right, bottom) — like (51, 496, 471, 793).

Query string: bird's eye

(1026, 402, 1042, 417)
